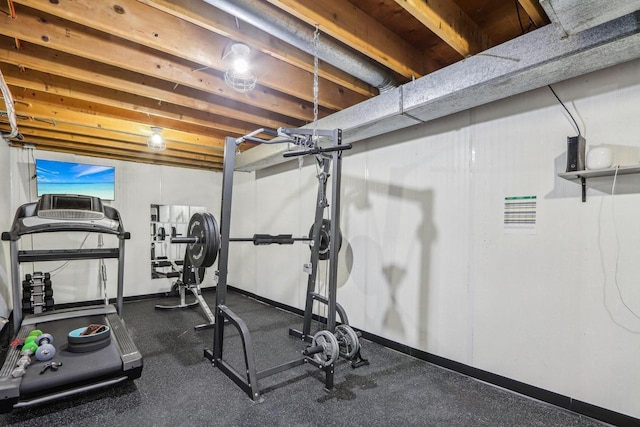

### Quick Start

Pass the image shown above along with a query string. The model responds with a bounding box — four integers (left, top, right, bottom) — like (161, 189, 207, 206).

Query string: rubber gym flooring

(0, 289, 605, 426)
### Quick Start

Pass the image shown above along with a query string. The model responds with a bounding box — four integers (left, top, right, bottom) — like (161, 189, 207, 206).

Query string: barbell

(170, 212, 342, 268)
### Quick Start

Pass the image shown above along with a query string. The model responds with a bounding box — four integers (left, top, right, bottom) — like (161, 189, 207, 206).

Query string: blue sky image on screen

(36, 159, 115, 200)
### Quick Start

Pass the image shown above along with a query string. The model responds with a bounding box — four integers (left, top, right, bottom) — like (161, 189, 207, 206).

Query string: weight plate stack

(186, 212, 220, 268)
(67, 326, 111, 353)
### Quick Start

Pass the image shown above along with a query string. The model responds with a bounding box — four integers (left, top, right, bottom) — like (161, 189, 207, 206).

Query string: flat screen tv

(36, 159, 115, 201)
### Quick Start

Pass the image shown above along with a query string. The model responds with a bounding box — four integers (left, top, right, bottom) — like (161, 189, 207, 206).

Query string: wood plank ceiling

(0, 0, 549, 171)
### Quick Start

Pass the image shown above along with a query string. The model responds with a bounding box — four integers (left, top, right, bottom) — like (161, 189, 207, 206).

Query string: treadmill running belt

(19, 315, 122, 397)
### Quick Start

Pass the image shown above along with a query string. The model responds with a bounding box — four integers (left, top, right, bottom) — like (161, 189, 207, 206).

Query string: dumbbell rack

(22, 272, 54, 315)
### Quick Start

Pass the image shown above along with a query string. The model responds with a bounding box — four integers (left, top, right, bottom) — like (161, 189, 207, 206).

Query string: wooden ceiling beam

(10, 140, 221, 170)
(9, 85, 229, 146)
(266, 0, 427, 79)
(1, 123, 223, 158)
(7, 87, 225, 151)
(1, 66, 259, 137)
(393, 0, 491, 57)
(137, 0, 375, 97)
(10, 132, 221, 163)
(13, 0, 367, 111)
(0, 38, 303, 130)
(0, 5, 319, 122)
(517, 0, 550, 28)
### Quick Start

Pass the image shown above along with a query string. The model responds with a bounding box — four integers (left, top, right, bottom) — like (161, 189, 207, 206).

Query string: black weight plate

(67, 336, 111, 353)
(68, 326, 111, 345)
(186, 212, 220, 268)
(309, 219, 343, 260)
(203, 212, 220, 267)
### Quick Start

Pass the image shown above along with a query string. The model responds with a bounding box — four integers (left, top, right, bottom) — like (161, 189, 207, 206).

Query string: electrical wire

(596, 178, 639, 334)
(514, 0, 525, 35)
(0, 67, 19, 139)
(514, 0, 536, 35)
(547, 85, 581, 136)
(610, 166, 640, 322)
(49, 233, 91, 276)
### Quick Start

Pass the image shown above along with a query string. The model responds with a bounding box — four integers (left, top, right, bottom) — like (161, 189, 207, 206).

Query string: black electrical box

(566, 135, 586, 172)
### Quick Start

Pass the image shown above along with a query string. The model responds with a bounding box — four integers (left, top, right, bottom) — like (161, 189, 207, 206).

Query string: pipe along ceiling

(202, 1, 640, 172)
(201, 0, 397, 93)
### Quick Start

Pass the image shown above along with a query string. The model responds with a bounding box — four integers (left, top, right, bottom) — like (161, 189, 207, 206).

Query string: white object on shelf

(586, 146, 613, 170)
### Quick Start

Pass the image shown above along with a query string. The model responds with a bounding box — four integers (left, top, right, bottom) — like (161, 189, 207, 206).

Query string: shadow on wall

(343, 173, 435, 348)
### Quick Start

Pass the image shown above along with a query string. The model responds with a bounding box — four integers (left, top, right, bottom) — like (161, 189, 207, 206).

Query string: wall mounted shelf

(558, 165, 640, 202)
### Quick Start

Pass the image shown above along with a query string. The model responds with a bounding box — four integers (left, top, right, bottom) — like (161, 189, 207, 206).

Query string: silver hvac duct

(202, 0, 397, 92)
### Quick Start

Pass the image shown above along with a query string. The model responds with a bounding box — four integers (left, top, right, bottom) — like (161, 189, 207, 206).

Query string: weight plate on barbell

(186, 212, 220, 268)
(311, 330, 339, 367)
(309, 219, 343, 261)
(335, 324, 360, 360)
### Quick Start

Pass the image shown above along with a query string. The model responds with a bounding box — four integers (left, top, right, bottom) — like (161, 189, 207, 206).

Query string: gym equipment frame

(155, 245, 216, 330)
(0, 194, 143, 412)
(204, 127, 362, 401)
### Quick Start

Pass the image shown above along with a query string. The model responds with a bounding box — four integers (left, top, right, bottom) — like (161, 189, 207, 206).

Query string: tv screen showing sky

(36, 159, 115, 201)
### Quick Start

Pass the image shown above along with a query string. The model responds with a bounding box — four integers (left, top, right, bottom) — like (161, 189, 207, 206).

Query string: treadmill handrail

(1, 202, 128, 241)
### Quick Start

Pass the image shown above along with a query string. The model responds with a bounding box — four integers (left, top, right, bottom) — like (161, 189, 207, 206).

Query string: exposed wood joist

(137, 0, 376, 97)
(14, 133, 221, 163)
(0, 121, 224, 158)
(0, 0, 554, 171)
(7, 86, 225, 150)
(12, 0, 368, 112)
(393, 0, 491, 57)
(266, 0, 428, 79)
(0, 124, 223, 169)
(14, 141, 222, 170)
(1, 66, 259, 137)
(0, 4, 321, 122)
(517, 0, 550, 27)
(0, 37, 302, 131)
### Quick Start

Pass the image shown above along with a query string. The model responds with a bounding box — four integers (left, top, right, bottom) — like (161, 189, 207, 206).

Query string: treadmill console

(37, 194, 105, 220)
(2, 194, 122, 242)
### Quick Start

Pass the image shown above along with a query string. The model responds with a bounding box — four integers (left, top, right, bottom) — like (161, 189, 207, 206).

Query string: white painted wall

(1, 149, 221, 308)
(227, 59, 640, 418)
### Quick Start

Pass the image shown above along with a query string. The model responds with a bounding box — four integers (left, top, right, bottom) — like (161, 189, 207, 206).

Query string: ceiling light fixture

(147, 126, 166, 151)
(223, 43, 257, 93)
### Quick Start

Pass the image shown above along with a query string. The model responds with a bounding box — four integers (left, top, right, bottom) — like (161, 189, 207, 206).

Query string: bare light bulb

(147, 127, 166, 151)
(232, 57, 249, 74)
(150, 133, 163, 145)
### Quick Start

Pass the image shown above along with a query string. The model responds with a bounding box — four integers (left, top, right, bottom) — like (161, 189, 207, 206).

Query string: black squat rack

(201, 127, 368, 401)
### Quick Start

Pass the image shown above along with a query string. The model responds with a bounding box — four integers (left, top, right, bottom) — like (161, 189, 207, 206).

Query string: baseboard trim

(227, 285, 639, 427)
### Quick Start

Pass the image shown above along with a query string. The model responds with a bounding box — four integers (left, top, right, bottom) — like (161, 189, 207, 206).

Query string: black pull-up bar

(283, 143, 352, 158)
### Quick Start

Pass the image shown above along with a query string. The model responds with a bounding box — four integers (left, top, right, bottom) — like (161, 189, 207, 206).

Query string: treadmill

(0, 194, 143, 413)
